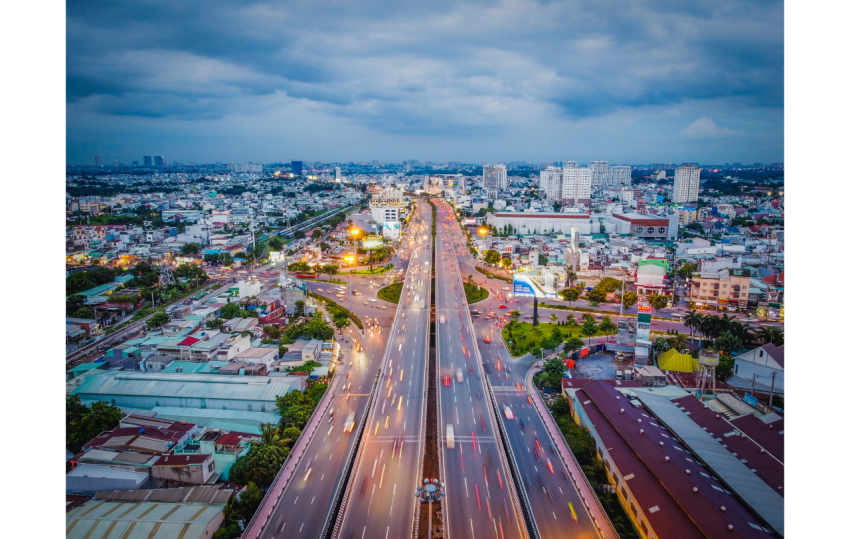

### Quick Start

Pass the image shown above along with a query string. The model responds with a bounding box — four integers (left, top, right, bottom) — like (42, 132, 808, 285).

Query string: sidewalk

(524, 368, 618, 539)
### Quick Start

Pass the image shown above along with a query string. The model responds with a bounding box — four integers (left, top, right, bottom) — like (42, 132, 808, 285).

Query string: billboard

(512, 274, 558, 299)
(269, 251, 285, 262)
(462, 218, 477, 226)
(362, 236, 384, 250)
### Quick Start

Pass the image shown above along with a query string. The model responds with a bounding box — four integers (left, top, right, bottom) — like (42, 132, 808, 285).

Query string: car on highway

(446, 424, 455, 449)
(498, 304, 508, 309)
(503, 405, 514, 420)
(440, 315, 445, 324)
(352, 290, 362, 296)
(368, 297, 377, 302)
(343, 411, 355, 433)
(456, 369, 464, 383)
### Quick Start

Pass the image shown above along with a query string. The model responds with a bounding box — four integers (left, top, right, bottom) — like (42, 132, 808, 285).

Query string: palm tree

(550, 314, 558, 324)
(509, 310, 521, 321)
(683, 310, 702, 342)
(669, 333, 689, 351)
(259, 423, 281, 446)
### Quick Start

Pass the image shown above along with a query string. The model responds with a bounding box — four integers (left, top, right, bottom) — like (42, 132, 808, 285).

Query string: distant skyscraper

(610, 166, 632, 186)
(335, 167, 341, 180)
(482, 163, 507, 191)
(372, 160, 380, 167)
(539, 166, 590, 206)
(132, 160, 139, 167)
(95, 155, 103, 167)
(113, 160, 119, 167)
(154, 156, 164, 167)
(292, 160, 303, 175)
(588, 161, 609, 187)
(143, 156, 152, 166)
(672, 164, 701, 203)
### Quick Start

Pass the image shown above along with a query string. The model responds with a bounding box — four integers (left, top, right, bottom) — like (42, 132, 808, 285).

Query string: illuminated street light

(478, 227, 488, 236)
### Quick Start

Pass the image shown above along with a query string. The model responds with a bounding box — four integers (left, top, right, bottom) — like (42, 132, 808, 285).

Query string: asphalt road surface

(438, 204, 605, 539)
(434, 201, 526, 539)
(335, 203, 433, 539)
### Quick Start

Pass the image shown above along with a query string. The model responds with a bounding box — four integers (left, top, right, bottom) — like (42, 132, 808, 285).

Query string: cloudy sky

(66, 0, 784, 166)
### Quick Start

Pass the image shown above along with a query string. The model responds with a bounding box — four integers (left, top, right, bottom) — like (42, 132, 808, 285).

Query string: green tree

(684, 309, 703, 342)
(264, 325, 282, 340)
(483, 250, 501, 265)
(677, 262, 697, 279)
(646, 294, 669, 313)
(653, 337, 670, 354)
(311, 229, 323, 239)
(509, 310, 521, 320)
(530, 346, 543, 359)
(540, 357, 566, 389)
(74, 306, 96, 319)
(66, 294, 87, 316)
(565, 314, 578, 326)
(333, 312, 351, 331)
(180, 242, 202, 255)
(716, 331, 742, 355)
(66, 395, 125, 453)
(622, 291, 638, 309)
(287, 261, 311, 273)
(562, 337, 584, 356)
(594, 277, 623, 294)
(219, 252, 234, 266)
(580, 319, 598, 339)
(599, 315, 617, 338)
(560, 288, 580, 306)
(268, 236, 284, 251)
(294, 230, 306, 239)
(220, 302, 247, 319)
(586, 288, 607, 304)
(550, 314, 558, 323)
(146, 311, 170, 330)
(228, 444, 289, 488)
(206, 318, 226, 330)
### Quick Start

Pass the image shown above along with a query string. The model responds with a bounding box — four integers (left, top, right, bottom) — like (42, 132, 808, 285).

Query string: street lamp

(478, 226, 488, 236)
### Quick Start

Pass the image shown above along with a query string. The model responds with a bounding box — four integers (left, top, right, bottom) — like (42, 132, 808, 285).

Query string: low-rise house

(151, 453, 217, 485)
(727, 344, 785, 394)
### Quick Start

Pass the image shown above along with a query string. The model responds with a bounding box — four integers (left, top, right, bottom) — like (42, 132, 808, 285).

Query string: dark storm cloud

(67, 0, 784, 162)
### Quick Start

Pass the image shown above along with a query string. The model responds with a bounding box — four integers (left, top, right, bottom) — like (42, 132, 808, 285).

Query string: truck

(456, 369, 464, 383)
(446, 424, 455, 449)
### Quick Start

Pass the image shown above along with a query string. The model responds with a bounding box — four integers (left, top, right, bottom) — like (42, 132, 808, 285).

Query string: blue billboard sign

(513, 278, 536, 297)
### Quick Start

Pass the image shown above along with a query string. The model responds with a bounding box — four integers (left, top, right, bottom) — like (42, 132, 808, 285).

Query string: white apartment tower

(483, 163, 508, 191)
(609, 165, 632, 186)
(672, 164, 701, 203)
(538, 166, 591, 206)
(589, 161, 610, 187)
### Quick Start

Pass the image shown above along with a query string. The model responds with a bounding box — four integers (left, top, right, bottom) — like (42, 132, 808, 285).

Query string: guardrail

(330, 204, 431, 539)
(413, 205, 435, 539)
(525, 368, 618, 539)
(242, 374, 340, 539)
(438, 201, 531, 539)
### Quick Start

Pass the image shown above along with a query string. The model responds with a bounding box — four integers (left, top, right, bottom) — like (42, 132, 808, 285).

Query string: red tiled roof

(217, 431, 260, 448)
(178, 336, 201, 346)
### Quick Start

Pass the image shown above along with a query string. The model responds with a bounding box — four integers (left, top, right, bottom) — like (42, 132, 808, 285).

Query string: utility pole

(768, 372, 777, 408)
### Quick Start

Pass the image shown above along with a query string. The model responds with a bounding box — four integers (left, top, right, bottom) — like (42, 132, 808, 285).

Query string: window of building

(759, 350, 764, 357)
(658, 227, 665, 234)
(636, 227, 644, 234)
(208, 462, 214, 472)
(647, 227, 655, 234)
(641, 521, 649, 535)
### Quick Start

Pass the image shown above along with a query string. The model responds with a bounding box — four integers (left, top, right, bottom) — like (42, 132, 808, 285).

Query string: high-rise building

(154, 156, 164, 167)
(482, 163, 507, 191)
(538, 166, 591, 206)
(132, 160, 139, 167)
(589, 161, 609, 187)
(95, 155, 103, 167)
(335, 167, 341, 180)
(291, 161, 303, 175)
(672, 164, 701, 203)
(143, 156, 152, 166)
(113, 160, 119, 167)
(610, 165, 632, 186)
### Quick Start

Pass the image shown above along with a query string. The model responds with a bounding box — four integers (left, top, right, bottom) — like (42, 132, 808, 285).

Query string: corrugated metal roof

(72, 371, 298, 403)
(637, 392, 785, 536)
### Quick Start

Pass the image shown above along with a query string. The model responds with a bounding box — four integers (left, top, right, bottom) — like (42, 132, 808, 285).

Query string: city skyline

(67, 0, 783, 165)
